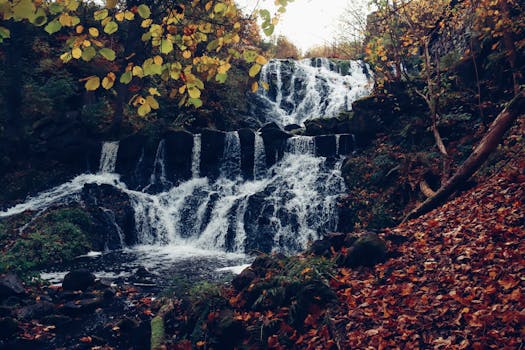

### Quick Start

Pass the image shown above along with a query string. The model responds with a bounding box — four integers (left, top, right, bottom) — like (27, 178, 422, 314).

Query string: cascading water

(253, 133, 266, 180)
(191, 134, 201, 178)
(99, 141, 119, 173)
(0, 135, 345, 255)
(252, 58, 373, 126)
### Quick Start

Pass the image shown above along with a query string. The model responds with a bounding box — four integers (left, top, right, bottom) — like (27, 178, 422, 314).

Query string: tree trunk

(404, 90, 525, 222)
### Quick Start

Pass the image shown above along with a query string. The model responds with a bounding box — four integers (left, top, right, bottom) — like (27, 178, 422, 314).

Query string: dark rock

(41, 314, 73, 328)
(215, 309, 244, 349)
(0, 317, 19, 340)
(0, 274, 25, 301)
(251, 255, 281, 274)
(231, 268, 256, 291)
(325, 232, 347, 251)
(309, 232, 347, 257)
(81, 183, 137, 247)
(308, 239, 332, 257)
(200, 129, 226, 179)
(116, 134, 159, 190)
(304, 118, 341, 136)
(284, 124, 303, 132)
(238, 128, 255, 180)
(337, 205, 356, 233)
(17, 301, 55, 320)
(60, 297, 104, 316)
(315, 135, 337, 157)
(62, 269, 96, 291)
(337, 134, 355, 155)
(339, 233, 388, 267)
(116, 317, 140, 333)
(243, 190, 277, 253)
(164, 130, 194, 183)
(260, 123, 291, 167)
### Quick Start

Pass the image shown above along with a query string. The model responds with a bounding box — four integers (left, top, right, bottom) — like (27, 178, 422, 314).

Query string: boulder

(339, 233, 388, 267)
(62, 269, 96, 291)
(81, 183, 137, 247)
(164, 129, 194, 183)
(0, 274, 25, 301)
(231, 267, 256, 291)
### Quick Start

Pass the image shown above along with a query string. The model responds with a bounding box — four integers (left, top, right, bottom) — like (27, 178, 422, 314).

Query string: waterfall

(99, 141, 119, 173)
(287, 135, 315, 155)
(254, 58, 373, 126)
(1, 135, 345, 255)
(192, 134, 201, 178)
(253, 133, 266, 180)
(220, 131, 241, 179)
(335, 135, 340, 156)
(144, 139, 171, 192)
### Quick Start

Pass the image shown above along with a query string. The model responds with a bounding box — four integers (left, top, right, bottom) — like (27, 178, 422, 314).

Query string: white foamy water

(255, 58, 373, 126)
(0, 173, 122, 218)
(99, 141, 120, 173)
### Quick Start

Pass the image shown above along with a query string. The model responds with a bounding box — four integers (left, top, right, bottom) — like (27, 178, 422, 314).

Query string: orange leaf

(79, 336, 92, 343)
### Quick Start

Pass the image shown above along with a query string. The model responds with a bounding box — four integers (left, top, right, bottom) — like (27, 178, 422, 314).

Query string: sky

(234, 0, 360, 53)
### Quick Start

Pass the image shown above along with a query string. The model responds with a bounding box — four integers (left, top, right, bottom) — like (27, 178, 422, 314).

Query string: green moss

(150, 316, 165, 350)
(0, 208, 92, 275)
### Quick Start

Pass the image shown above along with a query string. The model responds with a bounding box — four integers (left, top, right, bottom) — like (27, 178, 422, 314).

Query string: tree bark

(404, 90, 525, 222)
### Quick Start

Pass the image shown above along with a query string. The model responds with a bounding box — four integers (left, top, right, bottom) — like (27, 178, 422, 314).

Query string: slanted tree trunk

(404, 90, 525, 222)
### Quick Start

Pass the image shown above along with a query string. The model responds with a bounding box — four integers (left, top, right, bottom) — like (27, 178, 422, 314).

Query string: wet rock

(41, 314, 74, 331)
(260, 123, 292, 167)
(284, 124, 303, 132)
(339, 233, 388, 267)
(62, 269, 96, 291)
(309, 232, 347, 257)
(200, 129, 226, 179)
(337, 134, 355, 155)
(0, 317, 19, 339)
(116, 133, 157, 190)
(60, 297, 104, 316)
(304, 118, 341, 135)
(164, 129, 194, 183)
(0, 274, 25, 301)
(308, 239, 332, 257)
(315, 135, 337, 157)
(81, 183, 137, 247)
(238, 128, 255, 180)
(231, 268, 256, 291)
(17, 301, 55, 320)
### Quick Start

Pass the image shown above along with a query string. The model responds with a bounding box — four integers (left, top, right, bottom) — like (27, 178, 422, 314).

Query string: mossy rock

(338, 233, 388, 267)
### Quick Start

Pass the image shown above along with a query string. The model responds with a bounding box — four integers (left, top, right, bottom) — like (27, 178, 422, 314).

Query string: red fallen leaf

(497, 277, 519, 290)
(143, 309, 153, 316)
(267, 335, 279, 348)
(304, 314, 316, 327)
(79, 336, 92, 343)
